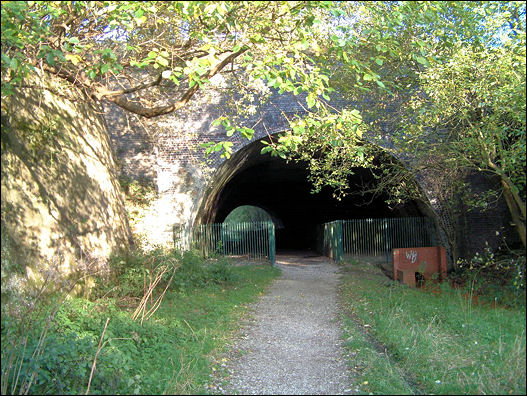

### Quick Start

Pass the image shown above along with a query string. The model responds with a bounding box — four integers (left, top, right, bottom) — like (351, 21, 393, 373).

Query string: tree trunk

(501, 177, 526, 249)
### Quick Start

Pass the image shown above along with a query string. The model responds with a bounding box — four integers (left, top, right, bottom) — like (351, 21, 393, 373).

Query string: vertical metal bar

(337, 220, 343, 262)
(369, 219, 373, 255)
(368, 219, 372, 255)
(249, 222, 252, 257)
(384, 219, 390, 263)
(259, 221, 263, 259)
(376, 219, 380, 256)
(342, 221, 346, 255)
(345, 220, 348, 256)
(356, 220, 361, 256)
(222, 223, 226, 256)
(266, 221, 271, 260)
(359, 219, 365, 254)
(258, 221, 262, 258)
(269, 222, 275, 265)
(399, 218, 403, 248)
(253, 222, 257, 258)
(364, 219, 370, 254)
(249, 222, 253, 257)
(251, 222, 255, 258)
(374, 219, 377, 256)
(242, 222, 246, 256)
(262, 221, 266, 258)
(372, 219, 376, 255)
(368, 219, 373, 255)
(412, 218, 416, 247)
(352, 220, 357, 255)
(258, 222, 262, 259)
(367, 219, 371, 255)
(374, 219, 378, 255)
(260, 221, 263, 258)
(354, 220, 358, 255)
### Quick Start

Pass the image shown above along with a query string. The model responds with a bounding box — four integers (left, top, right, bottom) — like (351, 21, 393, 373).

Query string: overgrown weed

(1, 245, 279, 394)
(339, 256, 526, 395)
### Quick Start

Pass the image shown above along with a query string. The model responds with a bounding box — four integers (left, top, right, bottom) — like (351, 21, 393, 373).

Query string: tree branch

(103, 47, 248, 118)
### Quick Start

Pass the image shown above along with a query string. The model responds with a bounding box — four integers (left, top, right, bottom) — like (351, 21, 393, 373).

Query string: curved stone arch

(195, 135, 275, 225)
(194, 131, 440, 246)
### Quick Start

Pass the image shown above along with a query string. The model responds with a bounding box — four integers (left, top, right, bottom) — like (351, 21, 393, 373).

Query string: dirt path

(209, 252, 355, 395)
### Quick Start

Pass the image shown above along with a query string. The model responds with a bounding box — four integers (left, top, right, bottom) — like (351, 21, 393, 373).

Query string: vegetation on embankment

(1, 248, 280, 394)
(339, 258, 526, 395)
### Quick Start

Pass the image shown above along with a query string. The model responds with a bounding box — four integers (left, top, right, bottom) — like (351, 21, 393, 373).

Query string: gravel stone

(215, 253, 355, 395)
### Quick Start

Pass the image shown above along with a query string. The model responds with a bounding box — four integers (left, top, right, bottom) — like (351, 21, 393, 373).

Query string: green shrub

(94, 248, 238, 300)
(2, 251, 279, 395)
(453, 244, 526, 308)
(206, 257, 238, 284)
(173, 251, 238, 291)
(94, 248, 181, 299)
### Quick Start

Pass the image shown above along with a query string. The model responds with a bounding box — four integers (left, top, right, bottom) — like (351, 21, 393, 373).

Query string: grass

(1, 250, 280, 395)
(338, 258, 526, 395)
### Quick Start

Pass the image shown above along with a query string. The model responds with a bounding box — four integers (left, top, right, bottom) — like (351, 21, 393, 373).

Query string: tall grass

(339, 260, 526, 395)
(1, 249, 280, 394)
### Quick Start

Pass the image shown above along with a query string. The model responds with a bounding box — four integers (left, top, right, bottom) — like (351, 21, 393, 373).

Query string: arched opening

(223, 205, 284, 229)
(196, 137, 437, 254)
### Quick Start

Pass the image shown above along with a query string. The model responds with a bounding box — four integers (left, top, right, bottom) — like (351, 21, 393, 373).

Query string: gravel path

(210, 252, 355, 395)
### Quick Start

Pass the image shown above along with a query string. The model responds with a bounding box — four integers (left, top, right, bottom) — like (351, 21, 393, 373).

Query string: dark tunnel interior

(209, 150, 430, 253)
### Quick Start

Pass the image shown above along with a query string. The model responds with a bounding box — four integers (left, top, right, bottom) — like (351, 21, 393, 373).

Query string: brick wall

(103, 83, 516, 257)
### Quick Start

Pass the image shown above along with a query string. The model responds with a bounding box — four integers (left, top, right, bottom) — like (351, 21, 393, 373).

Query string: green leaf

(292, 126, 305, 135)
(9, 57, 19, 70)
(226, 126, 235, 137)
(156, 56, 169, 67)
(46, 52, 56, 66)
(211, 118, 222, 127)
(415, 55, 429, 66)
(239, 127, 254, 140)
(100, 64, 110, 74)
(306, 94, 315, 109)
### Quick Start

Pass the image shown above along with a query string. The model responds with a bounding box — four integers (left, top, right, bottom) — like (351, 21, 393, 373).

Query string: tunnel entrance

(197, 138, 435, 254)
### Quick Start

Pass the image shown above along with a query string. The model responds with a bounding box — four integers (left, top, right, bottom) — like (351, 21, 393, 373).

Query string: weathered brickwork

(103, 84, 516, 259)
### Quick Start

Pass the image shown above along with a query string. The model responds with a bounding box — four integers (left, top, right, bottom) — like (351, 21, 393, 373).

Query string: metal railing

(174, 221, 276, 265)
(319, 217, 437, 262)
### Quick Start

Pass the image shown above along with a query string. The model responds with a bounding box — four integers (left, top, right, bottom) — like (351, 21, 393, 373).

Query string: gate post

(384, 218, 390, 264)
(268, 221, 276, 266)
(336, 220, 343, 262)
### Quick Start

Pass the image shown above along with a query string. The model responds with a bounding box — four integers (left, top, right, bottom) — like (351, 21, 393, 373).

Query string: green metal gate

(319, 217, 436, 262)
(174, 221, 276, 265)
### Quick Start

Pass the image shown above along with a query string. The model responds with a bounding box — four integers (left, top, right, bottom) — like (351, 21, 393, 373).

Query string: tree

(2, 1, 340, 119)
(398, 30, 526, 248)
(1, 1, 446, 157)
(265, 1, 526, 253)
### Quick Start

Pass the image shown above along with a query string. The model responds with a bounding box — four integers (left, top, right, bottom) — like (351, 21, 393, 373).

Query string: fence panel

(173, 221, 275, 265)
(319, 217, 436, 262)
